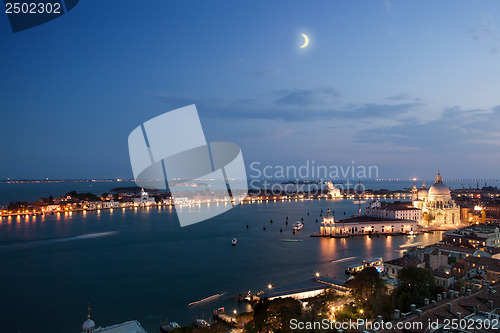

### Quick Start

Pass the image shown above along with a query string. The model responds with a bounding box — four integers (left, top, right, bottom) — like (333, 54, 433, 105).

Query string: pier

(257, 275, 350, 301)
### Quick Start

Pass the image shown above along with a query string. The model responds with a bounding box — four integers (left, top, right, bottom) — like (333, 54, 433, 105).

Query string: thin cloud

(388, 93, 411, 101)
(468, 13, 500, 55)
(274, 87, 341, 106)
(155, 90, 423, 123)
(251, 68, 282, 77)
(353, 105, 500, 152)
(384, 0, 392, 12)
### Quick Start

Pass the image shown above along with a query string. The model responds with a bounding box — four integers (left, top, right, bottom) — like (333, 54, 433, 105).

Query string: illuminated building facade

(412, 171, 460, 225)
(319, 209, 417, 236)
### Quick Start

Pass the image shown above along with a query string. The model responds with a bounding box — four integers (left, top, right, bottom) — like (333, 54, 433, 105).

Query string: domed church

(412, 171, 460, 225)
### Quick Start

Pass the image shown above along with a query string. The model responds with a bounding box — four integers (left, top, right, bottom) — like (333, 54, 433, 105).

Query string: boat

(194, 319, 210, 328)
(160, 320, 181, 332)
(345, 257, 384, 275)
(293, 221, 304, 231)
(364, 257, 384, 273)
(345, 262, 365, 275)
(232, 238, 237, 246)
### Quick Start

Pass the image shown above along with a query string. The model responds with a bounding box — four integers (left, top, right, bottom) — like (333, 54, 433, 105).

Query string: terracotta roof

(430, 270, 453, 279)
(385, 257, 423, 268)
(336, 215, 416, 224)
(432, 244, 477, 254)
(378, 284, 500, 333)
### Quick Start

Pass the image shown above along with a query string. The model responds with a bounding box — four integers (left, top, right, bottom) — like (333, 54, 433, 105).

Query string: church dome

(418, 181, 428, 198)
(429, 171, 450, 196)
(418, 188, 429, 198)
(429, 183, 450, 196)
(82, 318, 95, 330)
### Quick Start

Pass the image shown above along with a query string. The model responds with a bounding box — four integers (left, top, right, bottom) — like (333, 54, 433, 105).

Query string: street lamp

(267, 284, 273, 290)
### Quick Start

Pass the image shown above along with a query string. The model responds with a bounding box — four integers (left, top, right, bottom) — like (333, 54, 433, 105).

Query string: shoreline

(0, 193, 414, 218)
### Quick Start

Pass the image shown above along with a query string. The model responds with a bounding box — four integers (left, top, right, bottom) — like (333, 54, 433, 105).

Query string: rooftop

(258, 276, 348, 299)
(385, 257, 423, 268)
(430, 243, 478, 254)
(96, 320, 148, 333)
(380, 284, 500, 333)
(337, 215, 416, 224)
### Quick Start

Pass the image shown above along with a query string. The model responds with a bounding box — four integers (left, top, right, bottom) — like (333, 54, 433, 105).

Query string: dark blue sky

(1, 1, 500, 179)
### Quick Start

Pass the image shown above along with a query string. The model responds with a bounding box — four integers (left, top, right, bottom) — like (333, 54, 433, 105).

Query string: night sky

(1, 1, 500, 179)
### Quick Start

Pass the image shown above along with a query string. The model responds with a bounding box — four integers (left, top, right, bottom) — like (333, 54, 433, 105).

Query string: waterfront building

(412, 171, 461, 225)
(81, 315, 148, 333)
(442, 225, 500, 248)
(365, 201, 422, 222)
(319, 210, 417, 236)
(257, 275, 350, 301)
(407, 243, 491, 269)
(325, 181, 342, 198)
(40, 204, 60, 213)
(133, 188, 156, 206)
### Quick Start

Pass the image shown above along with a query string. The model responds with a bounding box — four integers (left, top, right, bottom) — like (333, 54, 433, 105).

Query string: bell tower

(411, 183, 418, 202)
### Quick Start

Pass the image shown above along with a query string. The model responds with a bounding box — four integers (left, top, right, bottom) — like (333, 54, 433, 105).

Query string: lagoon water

(0, 195, 446, 333)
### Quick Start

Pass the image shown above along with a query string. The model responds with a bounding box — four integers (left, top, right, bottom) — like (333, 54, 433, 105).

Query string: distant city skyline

(1, 1, 500, 179)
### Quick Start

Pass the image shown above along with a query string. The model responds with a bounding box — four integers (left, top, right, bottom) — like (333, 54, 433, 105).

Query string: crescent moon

(300, 34, 309, 48)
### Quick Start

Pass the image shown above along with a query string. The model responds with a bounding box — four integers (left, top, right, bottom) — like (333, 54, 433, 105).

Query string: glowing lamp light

(474, 206, 483, 211)
(315, 272, 320, 278)
(267, 284, 273, 290)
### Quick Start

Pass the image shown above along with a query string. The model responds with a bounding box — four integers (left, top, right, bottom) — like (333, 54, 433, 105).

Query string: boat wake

(399, 242, 421, 248)
(331, 256, 357, 264)
(188, 292, 226, 307)
(0, 231, 119, 252)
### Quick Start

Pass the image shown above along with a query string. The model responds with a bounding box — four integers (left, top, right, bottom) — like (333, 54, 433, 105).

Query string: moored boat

(160, 320, 180, 332)
(345, 257, 384, 275)
(293, 221, 304, 231)
(364, 257, 384, 273)
(345, 262, 365, 275)
(194, 318, 210, 328)
(232, 238, 237, 246)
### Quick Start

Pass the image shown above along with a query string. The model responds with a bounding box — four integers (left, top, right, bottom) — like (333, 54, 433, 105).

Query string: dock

(257, 275, 350, 300)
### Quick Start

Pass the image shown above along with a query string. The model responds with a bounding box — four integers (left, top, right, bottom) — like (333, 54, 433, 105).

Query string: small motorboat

(160, 320, 180, 332)
(194, 319, 210, 328)
(232, 238, 238, 246)
(293, 221, 304, 231)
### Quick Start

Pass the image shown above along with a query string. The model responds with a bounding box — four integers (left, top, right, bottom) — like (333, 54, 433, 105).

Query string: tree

(345, 267, 386, 303)
(394, 266, 436, 312)
(8, 201, 30, 212)
(249, 297, 301, 332)
(344, 267, 387, 318)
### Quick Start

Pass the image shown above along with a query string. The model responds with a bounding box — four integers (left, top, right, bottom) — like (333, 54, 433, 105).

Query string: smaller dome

(418, 188, 429, 198)
(82, 318, 95, 330)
